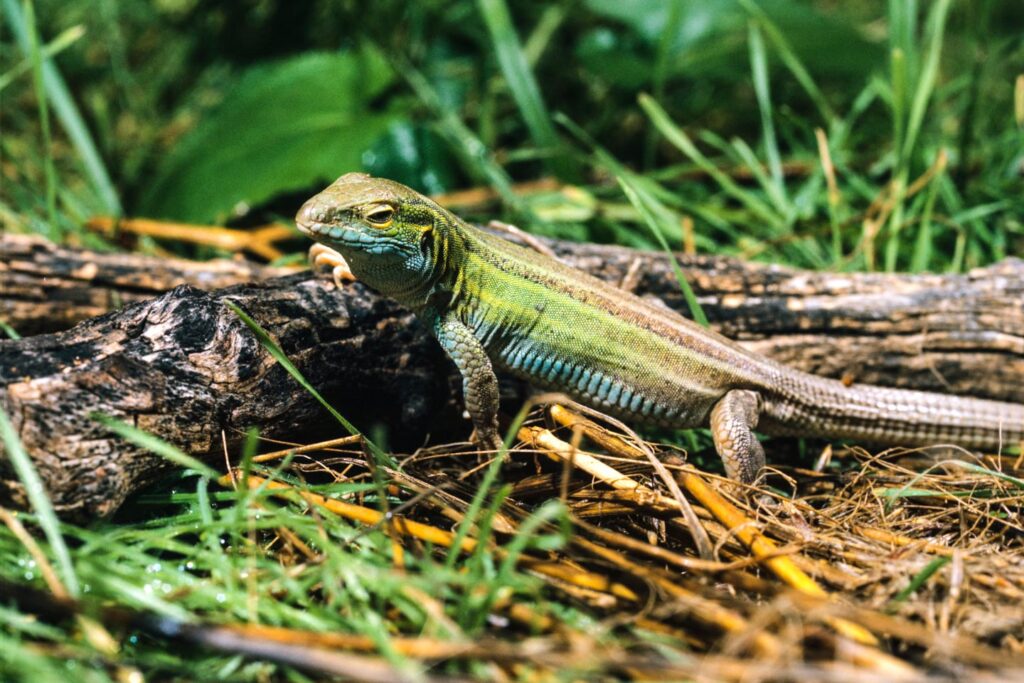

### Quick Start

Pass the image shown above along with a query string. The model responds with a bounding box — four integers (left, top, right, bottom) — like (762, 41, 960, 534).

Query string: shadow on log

(1, 233, 1022, 519)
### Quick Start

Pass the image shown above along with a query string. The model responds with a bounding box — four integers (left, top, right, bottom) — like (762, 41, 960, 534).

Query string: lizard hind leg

(709, 389, 766, 484)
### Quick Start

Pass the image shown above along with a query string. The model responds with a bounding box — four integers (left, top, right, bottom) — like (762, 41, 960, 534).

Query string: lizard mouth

(295, 203, 397, 251)
(296, 217, 345, 240)
(297, 219, 382, 250)
(295, 218, 323, 237)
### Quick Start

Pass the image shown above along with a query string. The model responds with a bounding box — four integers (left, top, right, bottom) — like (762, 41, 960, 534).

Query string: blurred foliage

(137, 48, 406, 222)
(1, 0, 1022, 264)
(579, 0, 882, 85)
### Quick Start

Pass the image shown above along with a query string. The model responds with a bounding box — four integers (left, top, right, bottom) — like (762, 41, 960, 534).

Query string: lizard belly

(490, 335, 715, 429)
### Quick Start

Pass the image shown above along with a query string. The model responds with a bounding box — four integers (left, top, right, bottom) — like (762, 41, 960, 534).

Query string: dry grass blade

(252, 435, 364, 463)
(512, 416, 939, 675)
(547, 407, 863, 620)
(159, 623, 441, 683)
(87, 216, 295, 261)
(540, 406, 921, 663)
(547, 405, 715, 554)
(567, 530, 784, 657)
(222, 473, 640, 602)
(673, 467, 916, 673)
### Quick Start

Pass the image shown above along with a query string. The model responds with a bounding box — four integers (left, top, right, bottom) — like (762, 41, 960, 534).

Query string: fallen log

(0, 233, 291, 336)
(1, 233, 1021, 519)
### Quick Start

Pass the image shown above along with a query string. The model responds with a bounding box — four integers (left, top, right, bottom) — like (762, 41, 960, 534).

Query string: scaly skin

(295, 173, 1024, 482)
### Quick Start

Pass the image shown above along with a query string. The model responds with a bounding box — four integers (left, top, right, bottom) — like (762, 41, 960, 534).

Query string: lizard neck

(395, 212, 473, 315)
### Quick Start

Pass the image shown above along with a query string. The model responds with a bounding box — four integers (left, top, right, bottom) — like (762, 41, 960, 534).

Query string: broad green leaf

(139, 48, 406, 223)
(580, 0, 882, 85)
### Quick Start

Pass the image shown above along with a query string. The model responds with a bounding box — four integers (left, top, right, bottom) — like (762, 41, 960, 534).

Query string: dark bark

(1, 234, 290, 336)
(1, 233, 1021, 519)
(0, 273, 455, 518)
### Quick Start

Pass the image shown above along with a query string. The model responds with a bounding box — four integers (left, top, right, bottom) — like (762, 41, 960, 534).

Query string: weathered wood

(0, 234, 291, 335)
(1, 274, 454, 518)
(1, 233, 1021, 519)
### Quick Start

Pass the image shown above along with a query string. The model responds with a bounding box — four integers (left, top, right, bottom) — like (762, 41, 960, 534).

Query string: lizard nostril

(296, 199, 324, 232)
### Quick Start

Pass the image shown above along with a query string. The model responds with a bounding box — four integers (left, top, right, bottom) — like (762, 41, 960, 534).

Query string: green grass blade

(444, 449, 503, 572)
(522, 4, 567, 67)
(887, 0, 913, 159)
(889, 45, 907, 166)
(883, 179, 907, 272)
(0, 23, 84, 93)
(0, 405, 80, 597)
(557, 113, 709, 327)
(3, 0, 122, 215)
(730, 136, 788, 216)
(884, 0, 953, 273)
(639, 94, 784, 231)
(938, 460, 1024, 490)
(950, 200, 1011, 226)
(901, 0, 952, 165)
(875, 486, 973, 500)
(888, 556, 950, 607)
(443, 401, 530, 572)
(401, 59, 524, 216)
(473, 498, 563, 626)
(738, 0, 837, 124)
(0, 321, 21, 340)
(909, 159, 944, 272)
(477, 0, 575, 180)
(223, 300, 394, 469)
(21, 0, 59, 241)
(747, 22, 786, 202)
(617, 178, 709, 328)
(645, 0, 683, 169)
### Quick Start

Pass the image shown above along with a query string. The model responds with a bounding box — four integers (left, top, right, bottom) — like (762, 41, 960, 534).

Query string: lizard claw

(471, 428, 505, 453)
(308, 243, 357, 288)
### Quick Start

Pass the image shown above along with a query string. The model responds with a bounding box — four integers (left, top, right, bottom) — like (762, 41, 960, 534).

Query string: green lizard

(296, 173, 1024, 483)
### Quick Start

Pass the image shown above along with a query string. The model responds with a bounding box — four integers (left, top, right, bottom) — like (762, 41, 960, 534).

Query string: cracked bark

(1, 233, 1021, 519)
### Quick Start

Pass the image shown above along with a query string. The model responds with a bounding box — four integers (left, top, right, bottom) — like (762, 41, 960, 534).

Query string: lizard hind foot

(471, 427, 505, 454)
(308, 243, 357, 287)
(710, 389, 767, 485)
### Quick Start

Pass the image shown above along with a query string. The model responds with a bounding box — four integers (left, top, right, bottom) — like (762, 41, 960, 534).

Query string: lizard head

(296, 173, 454, 304)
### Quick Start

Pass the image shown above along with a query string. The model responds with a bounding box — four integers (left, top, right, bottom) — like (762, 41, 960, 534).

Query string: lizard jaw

(296, 196, 380, 249)
(296, 212, 372, 249)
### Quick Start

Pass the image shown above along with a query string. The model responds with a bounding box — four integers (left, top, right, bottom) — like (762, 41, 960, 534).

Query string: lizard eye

(365, 205, 395, 227)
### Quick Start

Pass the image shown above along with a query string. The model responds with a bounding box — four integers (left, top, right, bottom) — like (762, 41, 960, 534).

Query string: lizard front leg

(709, 389, 766, 484)
(434, 317, 503, 451)
(308, 243, 357, 287)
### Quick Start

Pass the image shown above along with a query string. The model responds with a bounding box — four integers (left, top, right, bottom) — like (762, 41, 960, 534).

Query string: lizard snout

(295, 197, 333, 236)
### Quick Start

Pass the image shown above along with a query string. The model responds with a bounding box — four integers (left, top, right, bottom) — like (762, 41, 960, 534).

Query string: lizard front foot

(308, 243, 357, 288)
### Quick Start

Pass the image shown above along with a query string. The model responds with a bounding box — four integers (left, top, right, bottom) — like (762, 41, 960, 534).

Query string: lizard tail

(757, 374, 1024, 452)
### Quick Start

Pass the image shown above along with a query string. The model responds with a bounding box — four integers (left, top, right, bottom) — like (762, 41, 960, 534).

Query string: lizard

(295, 172, 1024, 483)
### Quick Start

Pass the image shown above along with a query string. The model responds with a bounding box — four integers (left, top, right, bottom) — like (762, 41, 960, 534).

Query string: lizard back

(448, 222, 1024, 448)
